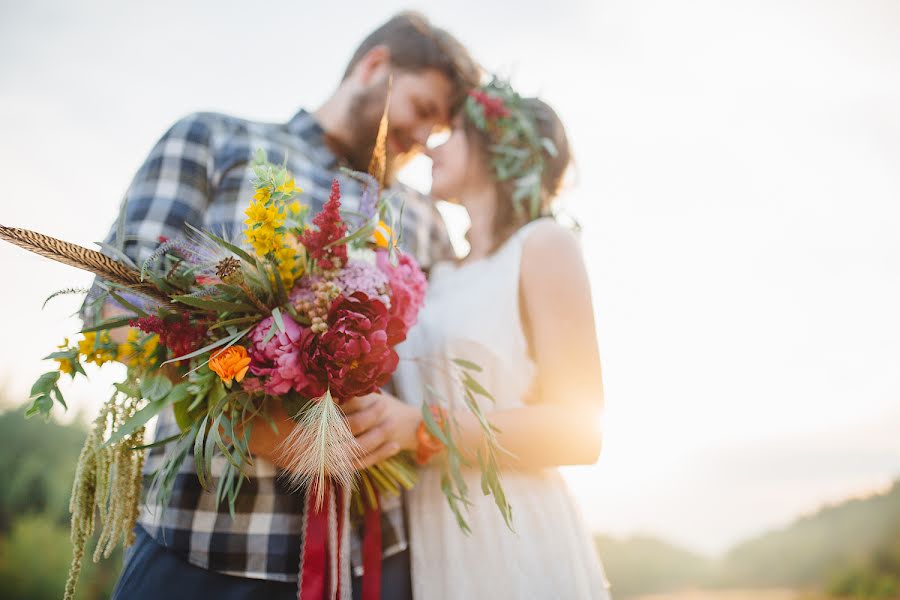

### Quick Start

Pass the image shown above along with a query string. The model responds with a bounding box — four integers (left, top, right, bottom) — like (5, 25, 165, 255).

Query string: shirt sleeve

(78, 112, 217, 326)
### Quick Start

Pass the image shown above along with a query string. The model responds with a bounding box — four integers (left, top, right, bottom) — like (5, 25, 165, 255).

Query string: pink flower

(376, 250, 427, 331)
(247, 313, 324, 397)
(334, 259, 390, 305)
(469, 89, 511, 119)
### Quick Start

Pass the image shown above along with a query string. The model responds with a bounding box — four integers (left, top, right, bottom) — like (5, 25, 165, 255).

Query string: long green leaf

(80, 315, 138, 333)
(162, 326, 251, 365)
(172, 295, 255, 313)
(105, 287, 150, 317)
(452, 358, 483, 373)
(103, 382, 190, 448)
(184, 223, 257, 267)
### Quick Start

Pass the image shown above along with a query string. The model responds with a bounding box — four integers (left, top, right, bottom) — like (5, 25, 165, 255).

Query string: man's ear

(350, 45, 391, 86)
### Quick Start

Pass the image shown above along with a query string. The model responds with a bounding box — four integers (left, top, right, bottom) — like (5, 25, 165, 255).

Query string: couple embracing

(97, 12, 612, 600)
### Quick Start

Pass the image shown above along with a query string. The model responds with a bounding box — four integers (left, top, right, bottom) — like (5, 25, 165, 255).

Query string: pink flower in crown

(247, 313, 324, 397)
(469, 89, 511, 119)
(376, 250, 427, 331)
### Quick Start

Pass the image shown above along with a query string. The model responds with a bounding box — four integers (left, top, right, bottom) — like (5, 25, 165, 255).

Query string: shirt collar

(285, 108, 342, 170)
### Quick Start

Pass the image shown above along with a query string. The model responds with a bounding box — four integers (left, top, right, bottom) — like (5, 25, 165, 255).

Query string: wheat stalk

(0, 224, 170, 304)
(367, 75, 392, 188)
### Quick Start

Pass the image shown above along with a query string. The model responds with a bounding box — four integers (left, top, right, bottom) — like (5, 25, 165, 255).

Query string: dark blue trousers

(111, 525, 411, 600)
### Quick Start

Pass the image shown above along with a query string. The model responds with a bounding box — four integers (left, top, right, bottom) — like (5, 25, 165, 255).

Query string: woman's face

(427, 117, 490, 202)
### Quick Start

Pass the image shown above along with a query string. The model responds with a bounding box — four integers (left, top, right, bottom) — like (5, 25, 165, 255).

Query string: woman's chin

(428, 185, 453, 202)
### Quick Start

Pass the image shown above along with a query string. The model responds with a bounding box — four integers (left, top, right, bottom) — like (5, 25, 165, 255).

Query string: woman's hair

(464, 98, 572, 252)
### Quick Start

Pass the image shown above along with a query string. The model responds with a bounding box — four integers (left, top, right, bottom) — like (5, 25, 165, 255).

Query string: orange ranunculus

(372, 220, 394, 249)
(209, 345, 252, 385)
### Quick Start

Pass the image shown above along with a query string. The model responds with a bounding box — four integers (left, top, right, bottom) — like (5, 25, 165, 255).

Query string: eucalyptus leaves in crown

(464, 76, 559, 220)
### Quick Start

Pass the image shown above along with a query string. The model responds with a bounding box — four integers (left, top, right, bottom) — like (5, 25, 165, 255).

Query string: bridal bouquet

(1, 149, 510, 600)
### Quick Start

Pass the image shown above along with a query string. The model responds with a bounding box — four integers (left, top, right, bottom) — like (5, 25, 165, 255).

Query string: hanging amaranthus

(64, 390, 145, 600)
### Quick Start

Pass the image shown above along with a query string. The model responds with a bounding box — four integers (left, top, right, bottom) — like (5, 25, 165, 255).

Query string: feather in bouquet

(1, 148, 511, 599)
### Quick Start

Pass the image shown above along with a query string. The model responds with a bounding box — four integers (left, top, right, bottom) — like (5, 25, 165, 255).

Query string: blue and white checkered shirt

(81, 109, 453, 581)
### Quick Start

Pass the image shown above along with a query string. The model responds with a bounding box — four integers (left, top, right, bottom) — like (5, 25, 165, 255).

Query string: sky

(1, 0, 899, 556)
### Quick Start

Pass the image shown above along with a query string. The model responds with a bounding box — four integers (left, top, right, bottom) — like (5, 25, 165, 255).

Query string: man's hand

(341, 391, 420, 469)
(244, 400, 301, 470)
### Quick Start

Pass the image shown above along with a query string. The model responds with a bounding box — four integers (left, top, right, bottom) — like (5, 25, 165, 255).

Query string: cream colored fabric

(394, 219, 613, 599)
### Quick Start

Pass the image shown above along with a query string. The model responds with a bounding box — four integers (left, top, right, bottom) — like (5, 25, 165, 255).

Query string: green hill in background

(597, 481, 900, 599)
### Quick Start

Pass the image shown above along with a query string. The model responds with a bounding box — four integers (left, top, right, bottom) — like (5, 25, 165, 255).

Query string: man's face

(346, 68, 454, 181)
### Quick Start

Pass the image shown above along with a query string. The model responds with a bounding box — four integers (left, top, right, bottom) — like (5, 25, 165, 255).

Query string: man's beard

(337, 82, 413, 186)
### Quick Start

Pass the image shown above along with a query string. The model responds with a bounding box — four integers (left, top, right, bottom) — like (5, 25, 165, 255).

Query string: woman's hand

(341, 391, 421, 469)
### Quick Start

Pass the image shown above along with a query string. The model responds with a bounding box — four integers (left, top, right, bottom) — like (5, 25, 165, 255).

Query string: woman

(345, 78, 612, 599)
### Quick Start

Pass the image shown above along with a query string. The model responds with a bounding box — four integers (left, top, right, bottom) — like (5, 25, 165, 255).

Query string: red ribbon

(299, 483, 329, 600)
(299, 482, 349, 600)
(361, 488, 382, 600)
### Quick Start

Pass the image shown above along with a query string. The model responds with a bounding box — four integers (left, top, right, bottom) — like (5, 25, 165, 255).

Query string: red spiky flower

(300, 178, 349, 270)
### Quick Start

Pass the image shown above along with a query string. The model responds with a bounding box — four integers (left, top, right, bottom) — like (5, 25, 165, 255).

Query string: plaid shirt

(81, 109, 453, 581)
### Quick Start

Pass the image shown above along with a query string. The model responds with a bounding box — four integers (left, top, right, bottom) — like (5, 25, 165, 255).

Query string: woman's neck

(460, 188, 498, 263)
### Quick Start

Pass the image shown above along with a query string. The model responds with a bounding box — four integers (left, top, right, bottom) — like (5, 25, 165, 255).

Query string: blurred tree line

(0, 404, 121, 599)
(596, 480, 900, 599)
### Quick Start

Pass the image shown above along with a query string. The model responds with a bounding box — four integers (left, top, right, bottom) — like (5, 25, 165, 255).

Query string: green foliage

(829, 566, 898, 599)
(716, 481, 900, 588)
(0, 407, 121, 600)
(594, 534, 712, 598)
(0, 516, 121, 600)
(594, 480, 900, 599)
(25, 371, 67, 419)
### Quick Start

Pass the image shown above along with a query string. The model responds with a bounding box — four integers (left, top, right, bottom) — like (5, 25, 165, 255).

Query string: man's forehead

(397, 68, 455, 121)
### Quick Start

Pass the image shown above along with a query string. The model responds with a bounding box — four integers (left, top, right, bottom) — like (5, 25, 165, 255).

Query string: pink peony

(247, 313, 324, 397)
(376, 250, 427, 331)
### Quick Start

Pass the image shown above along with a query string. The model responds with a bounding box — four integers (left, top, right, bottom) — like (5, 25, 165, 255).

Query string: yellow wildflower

(78, 331, 116, 366)
(54, 338, 76, 375)
(117, 330, 159, 368)
(277, 177, 302, 195)
(253, 185, 272, 203)
(273, 244, 298, 288)
(244, 197, 285, 256)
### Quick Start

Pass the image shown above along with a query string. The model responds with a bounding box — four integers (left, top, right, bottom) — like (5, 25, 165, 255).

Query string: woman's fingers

(354, 422, 389, 454)
(345, 406, 380, 435)
(341, 393, 378, 415)
(355, 440, 400, 470)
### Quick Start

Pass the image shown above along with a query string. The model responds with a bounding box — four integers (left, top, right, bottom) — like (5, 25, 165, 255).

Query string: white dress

(393, 218, 613, 600)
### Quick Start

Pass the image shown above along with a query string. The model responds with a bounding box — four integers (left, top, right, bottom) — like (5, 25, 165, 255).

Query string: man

(84, 12, 480, 600)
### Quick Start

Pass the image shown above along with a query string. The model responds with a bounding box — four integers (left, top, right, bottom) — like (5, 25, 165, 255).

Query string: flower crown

(463, 77, 558, 219)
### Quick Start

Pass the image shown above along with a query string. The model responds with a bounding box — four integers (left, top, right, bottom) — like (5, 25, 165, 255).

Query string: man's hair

(343, 12, 481, 113)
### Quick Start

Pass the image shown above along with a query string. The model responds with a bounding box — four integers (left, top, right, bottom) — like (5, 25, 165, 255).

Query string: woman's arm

(448, 221, 605, 468)
(346, 221, 605, 470)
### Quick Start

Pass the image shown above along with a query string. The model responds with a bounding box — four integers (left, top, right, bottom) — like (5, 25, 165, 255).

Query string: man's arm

(79, 113, 218, 331)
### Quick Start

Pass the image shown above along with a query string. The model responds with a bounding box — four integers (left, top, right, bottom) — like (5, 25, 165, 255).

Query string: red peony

(376, 249, 427, 331)
(300, 292, 406, 401)
(299, 178, 349, 270)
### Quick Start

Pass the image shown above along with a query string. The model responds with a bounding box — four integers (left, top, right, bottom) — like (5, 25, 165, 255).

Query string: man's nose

(412, 124, 433, 148)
